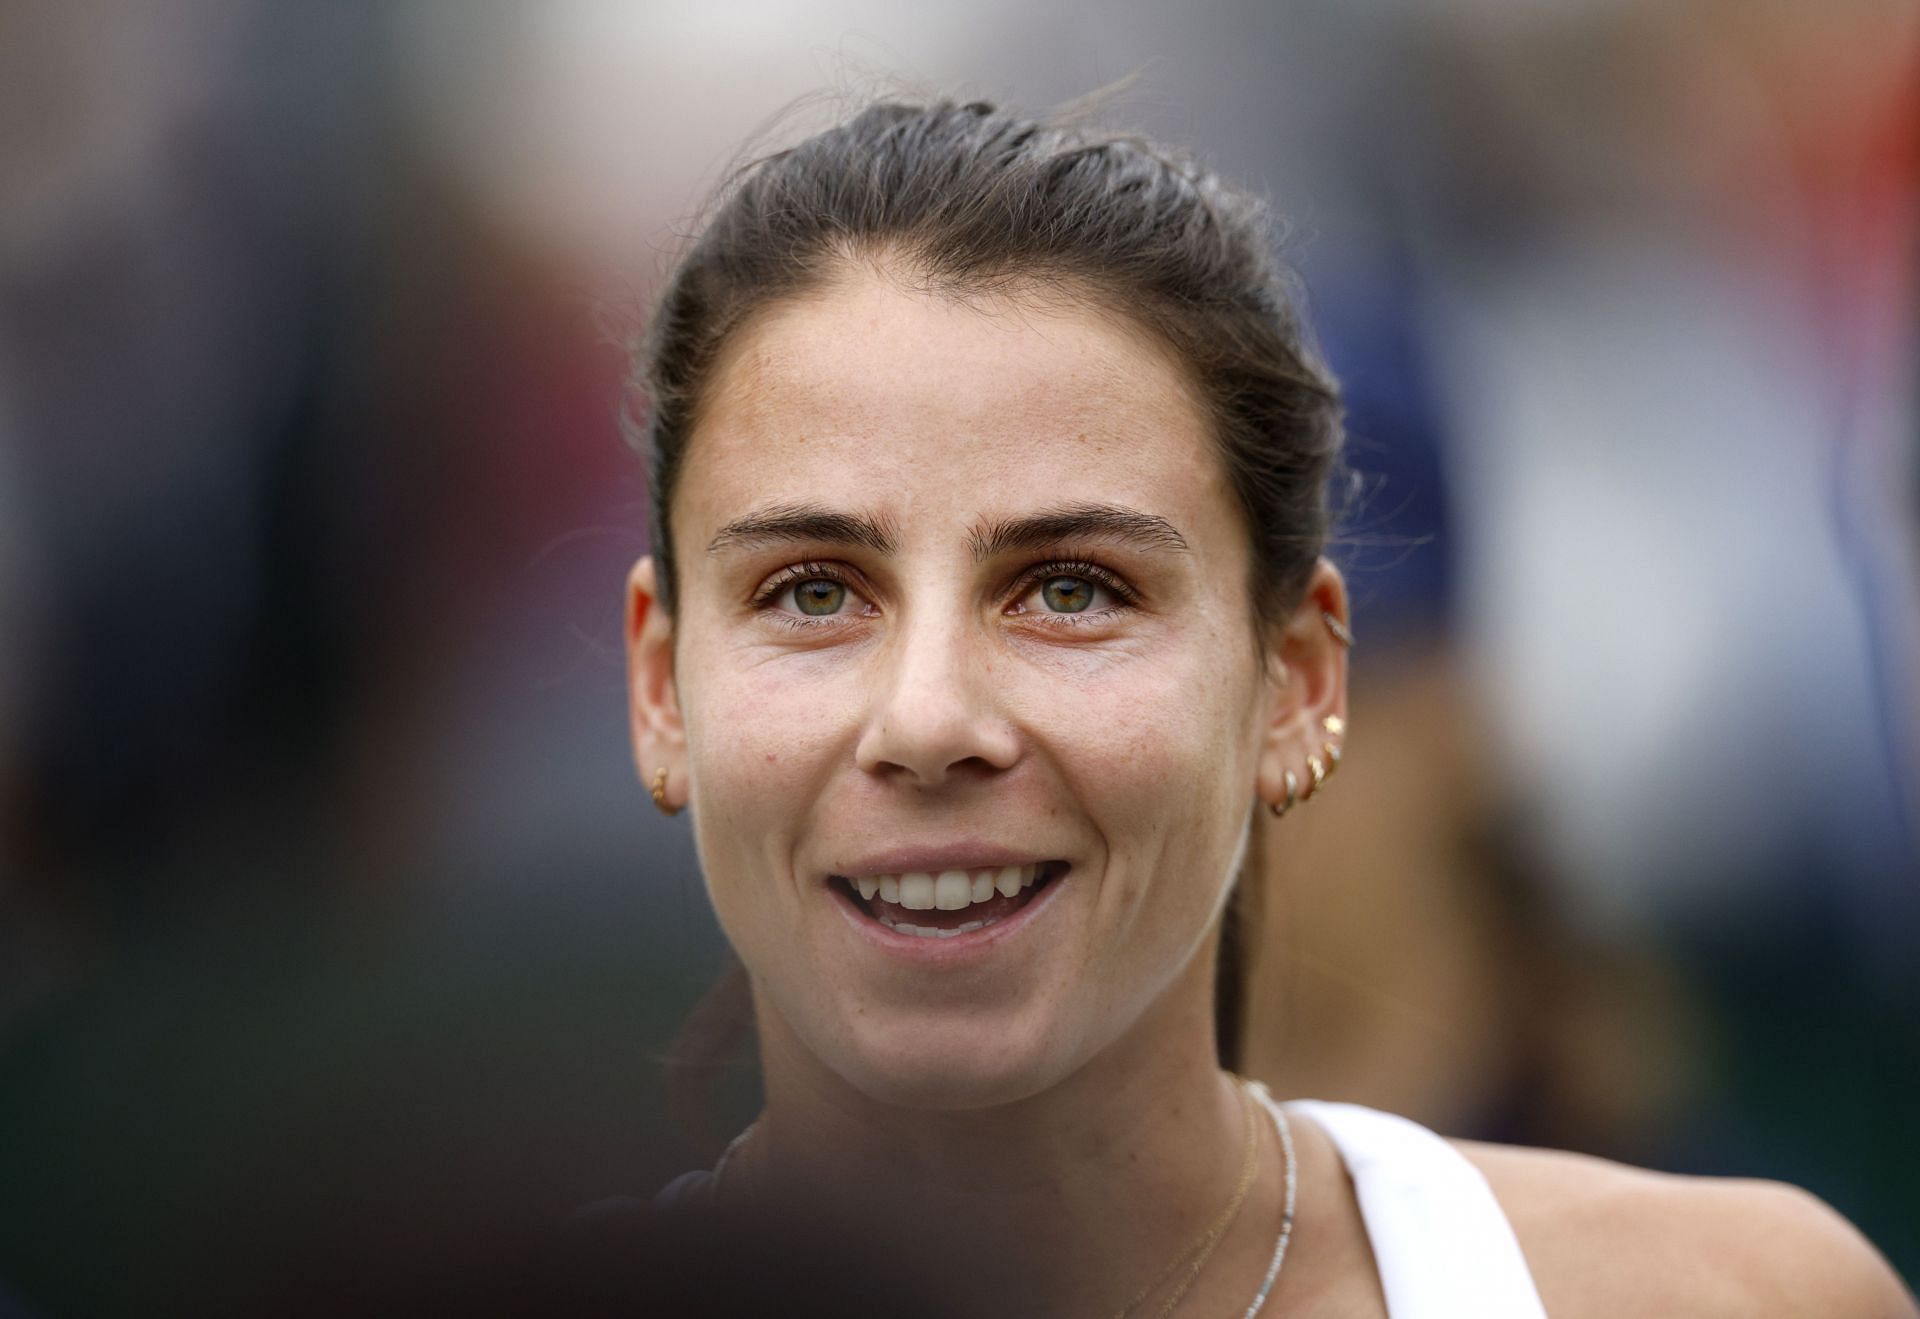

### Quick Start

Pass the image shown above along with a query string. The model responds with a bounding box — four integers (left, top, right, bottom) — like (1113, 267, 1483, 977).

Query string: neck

(732, 950, 1248, 1316)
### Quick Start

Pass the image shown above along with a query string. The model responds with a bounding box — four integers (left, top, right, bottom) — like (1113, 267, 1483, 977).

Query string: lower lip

(828, 867, 1069, 964)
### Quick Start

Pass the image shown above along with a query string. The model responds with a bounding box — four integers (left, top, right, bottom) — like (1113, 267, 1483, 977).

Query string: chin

(820, 1003, 1079, 1112)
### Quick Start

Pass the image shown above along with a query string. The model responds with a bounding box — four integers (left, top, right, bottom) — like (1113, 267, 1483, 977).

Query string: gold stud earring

(1269, 769, 1300, 819)
(650, 766, 680, 817)
(1319, 715, 1345, 782)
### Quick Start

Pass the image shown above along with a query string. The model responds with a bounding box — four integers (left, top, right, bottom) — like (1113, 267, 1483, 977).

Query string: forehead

(676, 267, 1231, 544)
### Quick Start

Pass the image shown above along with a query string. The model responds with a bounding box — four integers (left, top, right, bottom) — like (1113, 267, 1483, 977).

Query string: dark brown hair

(633, 96, 1344, 1118)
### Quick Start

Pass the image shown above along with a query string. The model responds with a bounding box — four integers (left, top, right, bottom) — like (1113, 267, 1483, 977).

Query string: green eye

(793, 580, 846, 615)
(1040, 576, 1095, 613)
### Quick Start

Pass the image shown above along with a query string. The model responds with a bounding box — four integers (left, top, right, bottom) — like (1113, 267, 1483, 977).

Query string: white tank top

(1287, 1100, 1549, 1318)
(647, 1099, 1551, 1315)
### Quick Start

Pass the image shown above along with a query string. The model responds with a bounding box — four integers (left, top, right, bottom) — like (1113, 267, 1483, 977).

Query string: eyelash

(1009, 559, 1140, 621)
(748, 558, 1140, 629)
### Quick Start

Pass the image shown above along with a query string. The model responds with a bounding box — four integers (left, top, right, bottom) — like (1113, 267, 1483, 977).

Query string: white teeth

(844, 862, 1059, 919)
(899, 872, 936, 911)
(875, 911, 1002, 938)
(935, 871, 971, 910)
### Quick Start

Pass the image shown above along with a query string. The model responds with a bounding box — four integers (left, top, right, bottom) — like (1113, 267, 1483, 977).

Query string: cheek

(678, 650, 869, 973)
(680, 644, 863, 836)
(1011, 631, 1260, 892)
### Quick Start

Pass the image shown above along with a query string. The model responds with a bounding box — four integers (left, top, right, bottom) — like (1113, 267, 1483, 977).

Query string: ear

(1255, 558, 1351, 810)
(626, 555, 687, 810)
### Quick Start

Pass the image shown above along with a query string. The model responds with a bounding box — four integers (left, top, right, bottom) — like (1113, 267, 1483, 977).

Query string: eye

(1038, 575, 1096, 613)
(791, 579, 846, 616)
(1009, 561, 1136, 619)
(750, 561, 872, 625)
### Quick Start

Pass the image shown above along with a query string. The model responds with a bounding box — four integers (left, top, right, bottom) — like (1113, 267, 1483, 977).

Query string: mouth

(830, 862, 1068, 940)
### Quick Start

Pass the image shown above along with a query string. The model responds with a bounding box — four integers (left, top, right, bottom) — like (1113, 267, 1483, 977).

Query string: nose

(853, 609, 1021, 788)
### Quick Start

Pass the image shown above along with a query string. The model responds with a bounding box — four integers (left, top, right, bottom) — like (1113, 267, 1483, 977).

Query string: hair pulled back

(639, 97, 1342, 629)
(636, 95, 1344, 1083)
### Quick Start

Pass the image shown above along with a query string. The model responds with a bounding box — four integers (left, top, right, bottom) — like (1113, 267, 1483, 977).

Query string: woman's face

(632, 266, 1314, 1109)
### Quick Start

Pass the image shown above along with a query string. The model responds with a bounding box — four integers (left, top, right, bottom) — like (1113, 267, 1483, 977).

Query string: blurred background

(0, 0, 1914, 1311)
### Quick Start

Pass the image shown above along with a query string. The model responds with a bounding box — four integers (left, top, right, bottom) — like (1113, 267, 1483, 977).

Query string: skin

(625, 260, 1916, 1317)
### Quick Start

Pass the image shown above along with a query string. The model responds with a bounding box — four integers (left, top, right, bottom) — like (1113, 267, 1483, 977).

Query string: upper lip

(825, 842, 1062, 881)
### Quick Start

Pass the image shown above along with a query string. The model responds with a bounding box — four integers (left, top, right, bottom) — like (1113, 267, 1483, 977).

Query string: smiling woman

(616, 98, 1916, 1317)
(651, 267, 1289, 1123)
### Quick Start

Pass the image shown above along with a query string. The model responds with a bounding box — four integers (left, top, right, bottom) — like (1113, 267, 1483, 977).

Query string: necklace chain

(1241, 1081, 1299, 1319)
(1111, 1077, 1260, 1319)
(706, 1072, 1299, 1318)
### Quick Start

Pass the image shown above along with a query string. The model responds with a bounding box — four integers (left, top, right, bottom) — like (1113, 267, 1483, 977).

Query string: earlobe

(626, 555, 687, 810)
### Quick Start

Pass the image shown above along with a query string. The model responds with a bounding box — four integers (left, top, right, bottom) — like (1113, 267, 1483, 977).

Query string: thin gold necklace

(1110, 1077, 1261, 1319)
(707, 1074, 1298, 1318)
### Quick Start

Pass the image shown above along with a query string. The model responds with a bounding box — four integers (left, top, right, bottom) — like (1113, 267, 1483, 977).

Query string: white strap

(1286, 1100, 1550, 1319)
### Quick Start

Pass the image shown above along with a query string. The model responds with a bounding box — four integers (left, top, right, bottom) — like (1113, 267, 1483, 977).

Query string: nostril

(853, 679, 1022, 784)
(879, 754, 1007, 787)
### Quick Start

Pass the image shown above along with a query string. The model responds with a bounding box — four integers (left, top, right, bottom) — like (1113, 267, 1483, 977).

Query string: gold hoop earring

(1269, 769, 1300, 819)
(650, 766, 680, 817)
(1303, 755, 1326, 800)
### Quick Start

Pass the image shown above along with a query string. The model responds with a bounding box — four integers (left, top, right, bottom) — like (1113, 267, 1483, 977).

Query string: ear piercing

(1270, 770, 1300, 818)
(1267, 619, 1348, 819)
(1268, 714, 1345, 818)
(650, 766, 681, 817)
(1315, 714, 1343, 790)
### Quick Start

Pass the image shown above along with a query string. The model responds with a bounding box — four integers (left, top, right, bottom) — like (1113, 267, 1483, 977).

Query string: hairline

(663, 247, 1251, 605)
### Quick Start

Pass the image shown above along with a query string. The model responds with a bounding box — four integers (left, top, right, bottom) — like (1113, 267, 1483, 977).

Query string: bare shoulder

(1451, 1138, 1918, 1318)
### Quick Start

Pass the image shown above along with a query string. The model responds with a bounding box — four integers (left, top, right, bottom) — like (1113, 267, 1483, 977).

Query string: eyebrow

(705, 500, 1190, 560)
(707, 504, 900, 555)
(968, 504, 1190, 560)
